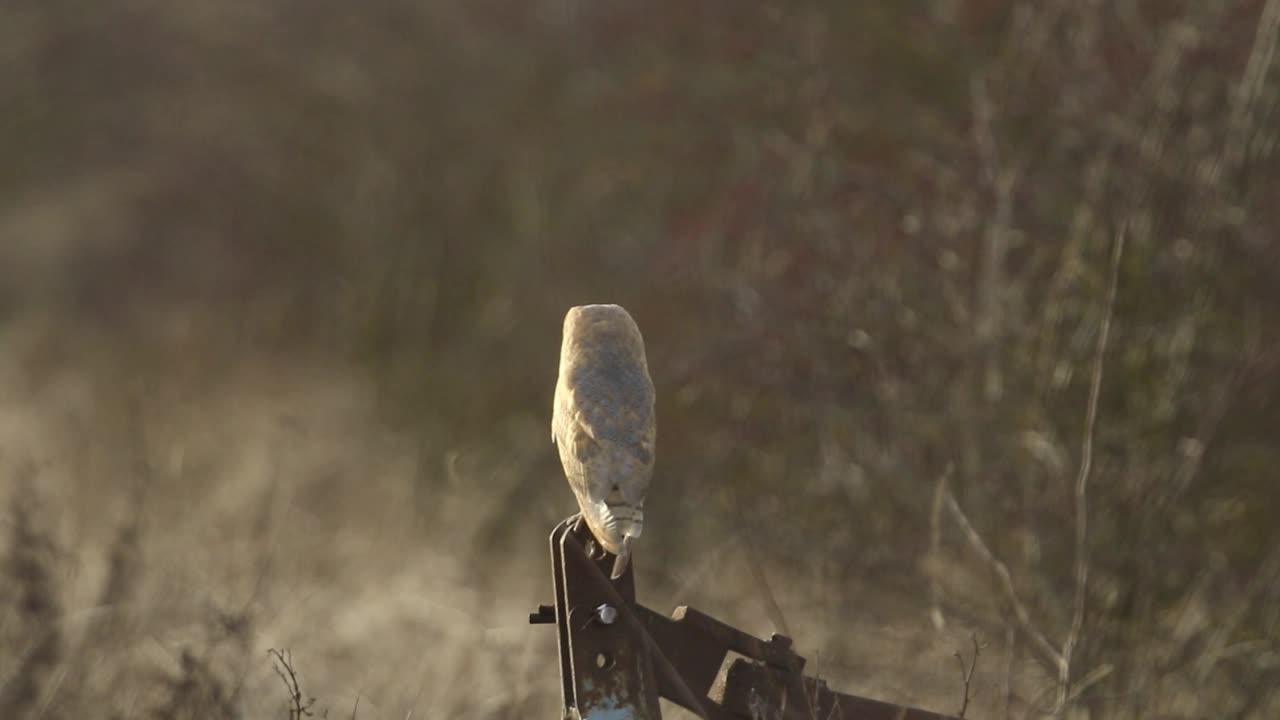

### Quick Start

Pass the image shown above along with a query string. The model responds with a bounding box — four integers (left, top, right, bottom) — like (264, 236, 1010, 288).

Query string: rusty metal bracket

(532, 517, 960, 720)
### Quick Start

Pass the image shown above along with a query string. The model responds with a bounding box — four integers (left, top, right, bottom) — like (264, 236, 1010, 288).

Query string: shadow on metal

(530, 518, 961, 720)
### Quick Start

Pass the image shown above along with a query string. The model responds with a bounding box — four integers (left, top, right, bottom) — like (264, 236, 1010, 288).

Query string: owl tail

(610, 533, 636, 580)
(588, 500, 643, 543)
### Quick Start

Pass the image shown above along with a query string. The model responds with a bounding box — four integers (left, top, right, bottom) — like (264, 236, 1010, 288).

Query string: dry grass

(0, 340, 1002, 719)
(1, 345, 1273, 718)
(2, 4, 1278, 717)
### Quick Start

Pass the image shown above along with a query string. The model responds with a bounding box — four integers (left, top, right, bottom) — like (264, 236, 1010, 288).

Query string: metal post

(532, 518, 961, 720)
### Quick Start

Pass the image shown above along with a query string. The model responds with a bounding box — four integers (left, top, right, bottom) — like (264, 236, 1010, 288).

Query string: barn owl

(552, 304, 656, 580)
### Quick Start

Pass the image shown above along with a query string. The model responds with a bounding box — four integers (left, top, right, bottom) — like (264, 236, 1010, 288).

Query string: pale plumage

(552, 304, 656, 579)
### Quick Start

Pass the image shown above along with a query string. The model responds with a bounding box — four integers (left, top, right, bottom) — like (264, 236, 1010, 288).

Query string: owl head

(560, 304, 648, 362)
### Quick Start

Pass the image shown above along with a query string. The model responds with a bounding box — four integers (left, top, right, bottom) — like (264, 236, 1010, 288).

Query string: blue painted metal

(577, 676, 644, 720)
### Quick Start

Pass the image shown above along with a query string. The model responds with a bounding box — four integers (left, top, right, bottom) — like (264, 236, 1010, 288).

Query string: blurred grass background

(1, 1, 1279, 717)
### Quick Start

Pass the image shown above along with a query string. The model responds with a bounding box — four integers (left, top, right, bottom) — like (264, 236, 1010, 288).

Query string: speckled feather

(552, 305, 655, 578)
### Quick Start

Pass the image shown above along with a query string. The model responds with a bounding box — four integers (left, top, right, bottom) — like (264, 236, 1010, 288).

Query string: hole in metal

(595, 651, 615, 670)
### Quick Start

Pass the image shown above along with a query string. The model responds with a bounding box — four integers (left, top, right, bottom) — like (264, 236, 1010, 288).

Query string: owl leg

(566, 513, 608, 560)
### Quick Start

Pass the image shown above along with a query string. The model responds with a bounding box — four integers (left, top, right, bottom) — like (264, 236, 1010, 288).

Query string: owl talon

(609, 535, 635, 580)
(610, 551, 629, 580)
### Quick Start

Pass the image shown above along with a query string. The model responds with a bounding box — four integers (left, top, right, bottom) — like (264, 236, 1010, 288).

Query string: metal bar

(530, 604, 556, 624)
(719, 660, 959, 720)
(550, 521, 576, 711)
(534, 519, 962, 720)
(559, 527, 713, 719)
(552, 518, 663, 719)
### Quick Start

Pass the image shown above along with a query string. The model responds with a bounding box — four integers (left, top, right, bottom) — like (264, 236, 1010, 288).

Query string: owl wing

(551, 388, 592, 496)
(568, 357, 653, 443)
(557, 363, 654, 505)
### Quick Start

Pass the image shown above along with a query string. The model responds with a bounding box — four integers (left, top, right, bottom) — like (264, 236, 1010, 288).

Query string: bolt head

(595, 604, 617, 625)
